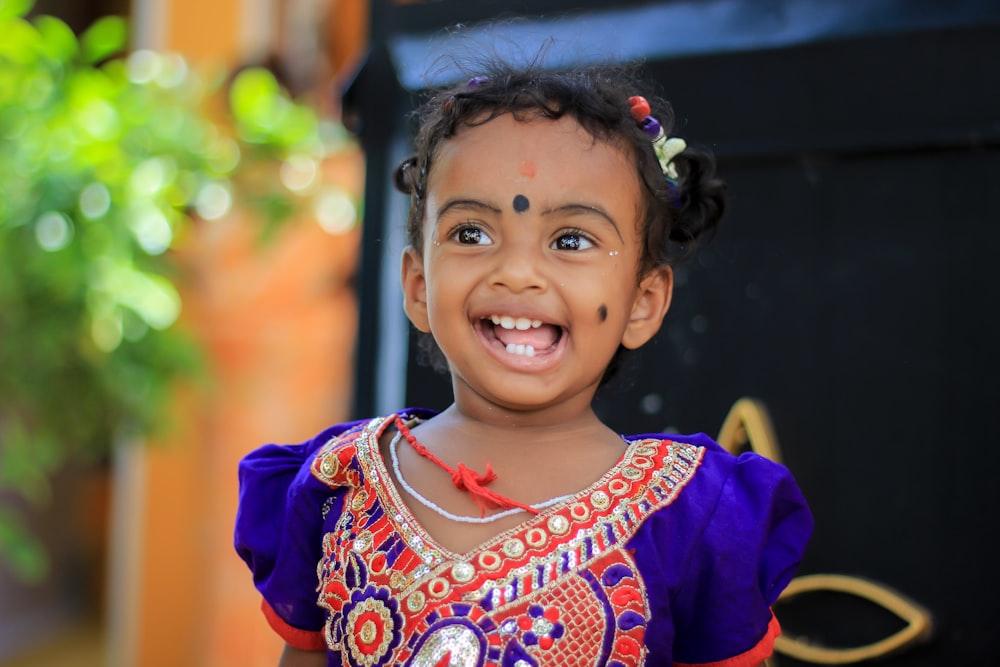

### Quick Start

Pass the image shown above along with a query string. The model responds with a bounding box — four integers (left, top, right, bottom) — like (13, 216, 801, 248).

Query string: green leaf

(229, 68, 281, 126)
(35, 15, 78, 63)
(0, 0, 34, 21)
(0, 17, 41, 64)
(0, 10, 356, 580)
(0, 508, 49, 584)
(80, 15, 126, 64)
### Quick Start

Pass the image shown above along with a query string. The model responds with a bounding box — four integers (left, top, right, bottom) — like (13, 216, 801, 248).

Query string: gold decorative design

(502, 538, 525, 558)
(716, 397, 783, 462)
(451, 562, 475, 583)
(526, 528, 548, 548)
(406, 591, 426, 613)
(547, 515, 570, 535)
(477, 551, 502, 571)
(773, 574, 934, 664)
(718, 398, 934, 665)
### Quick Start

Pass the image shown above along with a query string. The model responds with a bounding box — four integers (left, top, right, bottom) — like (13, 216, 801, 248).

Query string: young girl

(235, 60, 813, 667)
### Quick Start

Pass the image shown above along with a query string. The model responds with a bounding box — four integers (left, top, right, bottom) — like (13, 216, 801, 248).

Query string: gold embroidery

(525, 527, 548, 548)
(503, 538, 526, 558)
(569, 502, 591, 522)
(451, 562, 475, 583)
(350, 489, 368, 511)
(313, 416, 709, 666)
(406, 591, 426, 612)
(320, 452, 339, 479)
(591, 490, 610, 509)
(478, 551, 502, 571)
(547, 515, 570, 535)
(353, 531, 373, 553)
(427, 577, 451, 598)
(621, 466, 643, 481)
(608, 478, 630, 496)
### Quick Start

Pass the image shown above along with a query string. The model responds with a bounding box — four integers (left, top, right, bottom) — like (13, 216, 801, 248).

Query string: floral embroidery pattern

(519, 605, 563, 650)
(311, 415, 704, 666)
(340, 585, 404, 667)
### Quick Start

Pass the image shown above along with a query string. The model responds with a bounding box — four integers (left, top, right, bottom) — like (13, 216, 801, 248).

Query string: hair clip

(467, 76, 488, 88)
(628, 96, 686, 182)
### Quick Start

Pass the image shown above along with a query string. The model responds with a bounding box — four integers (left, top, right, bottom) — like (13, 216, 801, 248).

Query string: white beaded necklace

(388, 430, 576, 525)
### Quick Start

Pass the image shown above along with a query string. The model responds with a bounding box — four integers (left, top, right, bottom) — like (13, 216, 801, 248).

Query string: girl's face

(402, 113, 672, 420)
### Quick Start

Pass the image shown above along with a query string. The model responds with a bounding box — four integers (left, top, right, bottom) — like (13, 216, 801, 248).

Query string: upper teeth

(490, 315, 543, 330)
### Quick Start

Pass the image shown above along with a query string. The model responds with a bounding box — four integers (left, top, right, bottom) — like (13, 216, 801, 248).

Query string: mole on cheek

(598, 304, 608, 322)
(512, 194, 530, 213)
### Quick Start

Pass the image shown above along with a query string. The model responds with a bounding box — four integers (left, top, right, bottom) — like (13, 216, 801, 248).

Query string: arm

(278, 643, 327, 667)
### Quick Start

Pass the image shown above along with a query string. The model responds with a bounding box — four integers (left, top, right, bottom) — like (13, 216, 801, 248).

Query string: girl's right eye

(452, 225, 492, 245)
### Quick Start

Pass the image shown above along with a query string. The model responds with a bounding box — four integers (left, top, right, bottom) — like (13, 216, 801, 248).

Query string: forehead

(428, 114, 639, 198)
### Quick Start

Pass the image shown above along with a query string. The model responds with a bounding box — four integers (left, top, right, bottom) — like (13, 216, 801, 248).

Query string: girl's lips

(474, 318, 566, 370)
(488, 315, 561, 352)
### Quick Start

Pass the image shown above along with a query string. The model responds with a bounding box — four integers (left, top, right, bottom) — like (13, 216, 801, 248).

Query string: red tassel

(395, 417, 540, 517)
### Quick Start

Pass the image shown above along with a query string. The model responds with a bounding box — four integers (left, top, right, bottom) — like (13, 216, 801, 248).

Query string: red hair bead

(628, 96, 651, 122)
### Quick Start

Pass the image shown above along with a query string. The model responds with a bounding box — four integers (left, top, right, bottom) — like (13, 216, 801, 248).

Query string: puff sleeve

(234, 425, 354, 650)
(636, 435, 813, 666)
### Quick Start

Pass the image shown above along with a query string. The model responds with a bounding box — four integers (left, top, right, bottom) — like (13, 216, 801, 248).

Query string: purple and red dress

(235, 409, 812, 667)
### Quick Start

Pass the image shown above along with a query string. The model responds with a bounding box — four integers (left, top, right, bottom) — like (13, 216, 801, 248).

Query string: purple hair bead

(639, 116, 661, 139)
(467, 76, 488, 88)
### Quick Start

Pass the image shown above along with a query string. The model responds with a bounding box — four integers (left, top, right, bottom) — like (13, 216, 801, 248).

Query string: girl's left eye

(551, 232, 594, 251)
(452, 225, 492, 245)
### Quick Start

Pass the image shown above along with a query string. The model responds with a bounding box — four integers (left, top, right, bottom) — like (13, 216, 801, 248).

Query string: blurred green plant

(0, 1, 356, 581)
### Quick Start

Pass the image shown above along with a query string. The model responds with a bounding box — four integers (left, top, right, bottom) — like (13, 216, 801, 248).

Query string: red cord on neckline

(394, 416, 540, 517)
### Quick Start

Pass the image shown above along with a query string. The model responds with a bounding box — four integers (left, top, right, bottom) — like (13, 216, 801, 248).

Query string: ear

(621, 266, 673, 350)
(401, 245, 431, 332)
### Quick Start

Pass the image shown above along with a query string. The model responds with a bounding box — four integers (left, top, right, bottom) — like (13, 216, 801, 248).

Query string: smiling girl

(236, 61, 812, 667)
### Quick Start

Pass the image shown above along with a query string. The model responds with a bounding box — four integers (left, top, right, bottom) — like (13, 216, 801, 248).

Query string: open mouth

(479, 314, 564, 357)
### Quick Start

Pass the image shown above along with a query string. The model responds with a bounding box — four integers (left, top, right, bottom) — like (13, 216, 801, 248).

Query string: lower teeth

(505, 343, 535, 357)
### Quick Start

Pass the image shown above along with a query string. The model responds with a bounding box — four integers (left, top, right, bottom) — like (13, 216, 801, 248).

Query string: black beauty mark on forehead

(598, 304, 608, 322)
(512, 194, 530, 213)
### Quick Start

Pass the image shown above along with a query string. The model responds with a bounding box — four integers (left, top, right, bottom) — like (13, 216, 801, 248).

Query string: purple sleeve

(673, 448, 812, 664)
(233, 426, 350, 639)
(632, 436, 812, 665)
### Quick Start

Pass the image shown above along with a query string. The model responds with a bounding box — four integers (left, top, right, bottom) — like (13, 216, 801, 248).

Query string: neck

(430, 402, 612, 446)
(446, 376, 605, 433)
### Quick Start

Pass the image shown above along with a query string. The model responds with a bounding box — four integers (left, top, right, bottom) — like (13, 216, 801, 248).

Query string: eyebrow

(435, 198, 502, 222)
(435, 199, 625, 243)
(541, 203, 624, 242)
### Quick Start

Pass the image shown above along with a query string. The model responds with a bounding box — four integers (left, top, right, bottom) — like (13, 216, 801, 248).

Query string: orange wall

(130, 158, 364, 667)
(126, 1, 368, 665)
(167, 0, 243, 65)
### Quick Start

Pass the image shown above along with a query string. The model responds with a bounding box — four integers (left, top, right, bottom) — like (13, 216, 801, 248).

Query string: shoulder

(647, 431, 804, 507)
(629, 433, 812, 663)
(308, 413, 393, 490)
(284, 407, 441, 491)
(628, 430, 812, 574)
(239, 407, 437, 493)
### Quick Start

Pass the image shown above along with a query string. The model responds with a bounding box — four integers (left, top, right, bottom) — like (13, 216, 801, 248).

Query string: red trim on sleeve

(261, 598, 328, 652)
(675, 611, 781, 667)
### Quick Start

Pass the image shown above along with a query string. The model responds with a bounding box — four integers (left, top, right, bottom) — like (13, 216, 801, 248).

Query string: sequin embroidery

(310, 415, 704, 666)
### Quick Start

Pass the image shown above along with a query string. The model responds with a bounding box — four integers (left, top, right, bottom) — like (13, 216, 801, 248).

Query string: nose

(487, 235, 548, 293)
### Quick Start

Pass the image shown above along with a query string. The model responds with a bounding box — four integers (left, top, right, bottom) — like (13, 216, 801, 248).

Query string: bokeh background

(1, 1, 998, 666)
